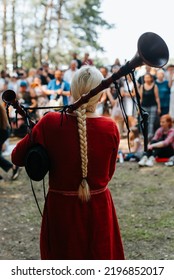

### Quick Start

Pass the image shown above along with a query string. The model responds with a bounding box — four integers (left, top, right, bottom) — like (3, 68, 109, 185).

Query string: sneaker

(138, 155, 148, 166)
(146, 156, 155, 167)
(11, 166, 20, 180)
(165, 161, 174, 167)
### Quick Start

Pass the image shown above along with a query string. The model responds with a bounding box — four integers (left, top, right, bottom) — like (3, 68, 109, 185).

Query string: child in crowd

(122, 126, 143, 162)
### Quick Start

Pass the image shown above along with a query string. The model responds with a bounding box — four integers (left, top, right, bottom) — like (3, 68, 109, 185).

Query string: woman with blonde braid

(11, 66, 125, 260)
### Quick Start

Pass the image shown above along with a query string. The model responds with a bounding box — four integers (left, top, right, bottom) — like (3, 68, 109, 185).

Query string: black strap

(29, 178, 43, 217)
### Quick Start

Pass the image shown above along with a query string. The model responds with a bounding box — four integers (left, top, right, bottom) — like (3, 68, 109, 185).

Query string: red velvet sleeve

(11, 116, 47, 166)
(108, 121, 120, 180)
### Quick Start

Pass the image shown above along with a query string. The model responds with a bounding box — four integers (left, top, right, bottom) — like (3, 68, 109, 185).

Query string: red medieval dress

(12, 112, 125, 260)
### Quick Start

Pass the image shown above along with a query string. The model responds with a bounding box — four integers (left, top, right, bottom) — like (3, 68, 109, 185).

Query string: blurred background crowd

(0, 53, 174, 181)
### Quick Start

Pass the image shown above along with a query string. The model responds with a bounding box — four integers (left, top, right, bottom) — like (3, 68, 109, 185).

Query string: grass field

(0, 140, 174, 260)
(111, 162, 174, 260)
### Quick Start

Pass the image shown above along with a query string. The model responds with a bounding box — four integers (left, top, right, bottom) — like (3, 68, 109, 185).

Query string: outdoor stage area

(0, 136, 174, 260)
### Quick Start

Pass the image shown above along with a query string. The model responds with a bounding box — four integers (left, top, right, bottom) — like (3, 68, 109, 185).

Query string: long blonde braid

(70, 66, 104, 202)
(76, 105, 90, 201)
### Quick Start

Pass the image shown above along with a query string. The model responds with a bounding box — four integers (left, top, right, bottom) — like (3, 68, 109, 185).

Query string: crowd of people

(0, 54, 174, 183)
(0, 53, 174, 260)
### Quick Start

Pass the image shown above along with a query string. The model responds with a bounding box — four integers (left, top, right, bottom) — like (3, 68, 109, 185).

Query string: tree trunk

(38, 3, 49, 64)
(2, 0, 7, 70)
(31, 7, 38, 68)
(56, 0, 65, 47)
(12, 0, 17, 69)
(46, 0, 53, 60)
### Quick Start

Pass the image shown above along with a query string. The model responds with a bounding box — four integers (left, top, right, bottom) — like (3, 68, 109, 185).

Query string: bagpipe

(2, 32, 169, 182)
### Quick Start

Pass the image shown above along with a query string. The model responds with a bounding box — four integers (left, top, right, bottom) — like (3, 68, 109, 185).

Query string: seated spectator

(138, 114, 174, 167)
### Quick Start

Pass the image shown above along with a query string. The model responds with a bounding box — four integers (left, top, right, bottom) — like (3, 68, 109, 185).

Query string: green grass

(110, 162, 174, 260)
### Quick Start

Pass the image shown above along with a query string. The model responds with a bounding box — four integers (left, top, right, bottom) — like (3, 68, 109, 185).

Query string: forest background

(0, 0, 113, 72)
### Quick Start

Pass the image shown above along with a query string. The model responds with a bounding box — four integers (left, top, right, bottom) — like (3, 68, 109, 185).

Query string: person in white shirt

(63, 60, 78, 85)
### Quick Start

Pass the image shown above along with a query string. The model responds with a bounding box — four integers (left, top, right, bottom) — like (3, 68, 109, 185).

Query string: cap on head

(20, 81, 28, 87)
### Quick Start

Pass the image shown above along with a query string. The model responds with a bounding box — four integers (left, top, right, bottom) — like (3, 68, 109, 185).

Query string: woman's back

(13, 112, 120, 191)
(11, 66, 125, 260)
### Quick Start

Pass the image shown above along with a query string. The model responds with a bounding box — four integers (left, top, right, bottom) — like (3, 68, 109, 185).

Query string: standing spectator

(169, 81, 174, 122)
(30, 76, 49, 120)
(7, 72, 19, 93)
(15, 67, 27, 80)
(165, 64, 174, 121)
(11, 65, 125, 260)
(0, 70, 8, 95)
(111, 99, 124, 137)
(45, 69, 70, 107)
(120, 74, 137, 128)
(96, 66, 115, 116)
(0, 103, 19, 181)
(36, 63, 54, 86)
(111, 58, 121, 72)
(42, 62, 55, 80)
(9, 81, 36, 138)
(139, 73, 161, 140)
(81, 52, 93, 66)
(155, 69, 172, 116)
(26, 68, 37, 86)
(137, 65, 156, 87)
(63, 60, 78, 104)
(36, 67, 48, 86)
(110, 65, 125, 137)
(63, 60, 78, 85)
(99, 66, 110, 79)
(71, 52, 82, 69)
(18, 81, 37, 114)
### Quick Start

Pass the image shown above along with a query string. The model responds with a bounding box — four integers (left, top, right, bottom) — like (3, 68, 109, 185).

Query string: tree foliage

(0, 0, 113, 70)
